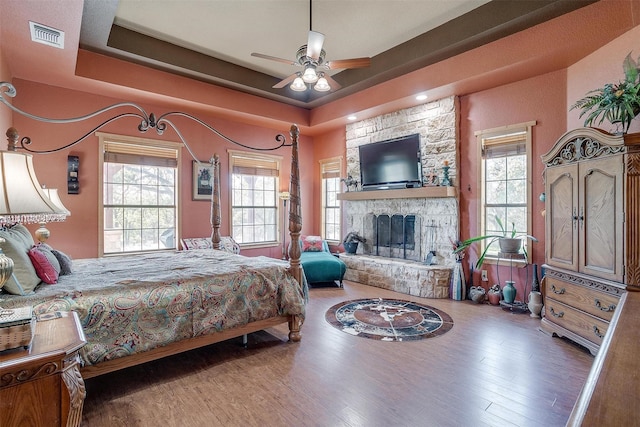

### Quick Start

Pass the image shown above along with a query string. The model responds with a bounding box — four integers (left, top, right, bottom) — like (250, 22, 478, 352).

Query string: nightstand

(0, 311, 87, 427)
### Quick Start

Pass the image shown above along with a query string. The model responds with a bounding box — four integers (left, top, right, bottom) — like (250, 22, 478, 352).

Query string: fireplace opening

(364, 213, 421, 261)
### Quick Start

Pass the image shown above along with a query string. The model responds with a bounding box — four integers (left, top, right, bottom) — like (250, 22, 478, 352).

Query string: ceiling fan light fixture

(302, 67, 318, 83)
(314, 76, 331, 92)
(290, 76, 307, 92)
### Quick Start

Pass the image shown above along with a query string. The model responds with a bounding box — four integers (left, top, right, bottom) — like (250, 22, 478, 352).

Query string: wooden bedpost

(210, 154, 222, 250)
(287, 124, 303, 342)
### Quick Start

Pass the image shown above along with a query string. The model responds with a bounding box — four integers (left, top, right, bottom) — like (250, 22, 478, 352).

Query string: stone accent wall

(343, 96, 460, 266)
(339, 254, 451, 299)
(345, 96, 459, 187)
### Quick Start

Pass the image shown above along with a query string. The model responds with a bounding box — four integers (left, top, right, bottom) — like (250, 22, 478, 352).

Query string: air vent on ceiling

(29, 21, 64, 49)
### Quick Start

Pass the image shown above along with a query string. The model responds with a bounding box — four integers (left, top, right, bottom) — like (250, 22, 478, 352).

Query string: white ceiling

(79, 0, 593, 108)
(111, 0, 491, 80)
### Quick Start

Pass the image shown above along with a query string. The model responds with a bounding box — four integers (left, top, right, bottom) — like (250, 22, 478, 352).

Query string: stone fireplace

(338, 96, 460, 299)
(364, 213, 420, 261)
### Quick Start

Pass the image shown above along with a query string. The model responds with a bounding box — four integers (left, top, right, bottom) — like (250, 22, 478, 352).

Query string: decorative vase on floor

(488, 290, 501, 305)
(502, 280, 517, 304)
(451, 261, 465, 301)
(531, 263, 540, 292)
(528, 291, 543, 317)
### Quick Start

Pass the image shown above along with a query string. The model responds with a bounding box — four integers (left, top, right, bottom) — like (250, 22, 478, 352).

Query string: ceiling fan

(251, 0, 371, 92)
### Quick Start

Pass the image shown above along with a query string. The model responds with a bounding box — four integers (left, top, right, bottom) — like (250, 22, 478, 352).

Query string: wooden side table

(0, 311, 87, 427)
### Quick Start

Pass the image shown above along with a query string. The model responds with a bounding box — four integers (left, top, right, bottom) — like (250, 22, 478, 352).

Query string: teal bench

(299, 237, 347, 287)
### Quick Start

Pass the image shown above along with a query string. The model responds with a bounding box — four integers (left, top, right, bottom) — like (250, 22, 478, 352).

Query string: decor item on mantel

(340, 175, 358, 192)
(571, 51, 640, 134)
(342, 231, 366, 254)
(441, 160, 452, 186)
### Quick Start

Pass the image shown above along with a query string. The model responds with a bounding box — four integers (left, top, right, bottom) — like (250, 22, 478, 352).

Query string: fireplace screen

(363, 214, 421, 261)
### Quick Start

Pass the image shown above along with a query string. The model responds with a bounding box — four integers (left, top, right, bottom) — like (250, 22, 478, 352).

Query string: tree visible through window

(100, 136, 180, 255)
(320, 157, 342, 242)
(476, 122, 535, 263)
(229, 150, 280, 246)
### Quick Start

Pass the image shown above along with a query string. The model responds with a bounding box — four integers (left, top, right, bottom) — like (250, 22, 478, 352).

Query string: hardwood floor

(82, 281, 593, 427)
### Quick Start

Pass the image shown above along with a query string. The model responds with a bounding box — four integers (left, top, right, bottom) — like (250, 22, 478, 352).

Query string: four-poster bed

(0, 124, 306, 379)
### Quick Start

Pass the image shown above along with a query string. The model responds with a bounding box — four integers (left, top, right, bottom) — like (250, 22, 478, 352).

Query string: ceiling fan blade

(272, 73, 299, 89)
(251, 52, 299, 66)
(322, 73, 342, 91)
(325, 57, 371, 69)
(306, 31, 325, 60)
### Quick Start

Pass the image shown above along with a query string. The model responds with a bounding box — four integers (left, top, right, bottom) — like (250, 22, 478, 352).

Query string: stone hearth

(339, 254, 451, 299)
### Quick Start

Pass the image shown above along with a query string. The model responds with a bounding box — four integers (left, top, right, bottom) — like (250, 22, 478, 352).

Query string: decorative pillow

(181, 238, 213, 250)
(28, 247, 59, 284)
(302, 235, 324, 252)
(7, 224, 35, 248)
(0, 229, 41, 295)
(34, 244, 61, 273)
(51, 248, 73, 275)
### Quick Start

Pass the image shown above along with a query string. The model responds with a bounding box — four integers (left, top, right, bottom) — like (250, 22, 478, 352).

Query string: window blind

(230, 152, 279, 176)
(482, 132, 526, 158)
(321, 158, 342, 179)
(104, 141, 178, 168)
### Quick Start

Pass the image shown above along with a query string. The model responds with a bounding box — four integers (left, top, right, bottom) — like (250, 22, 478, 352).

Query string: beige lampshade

(42, 188, 71, 216)
(279, 191, 291, 200)
(0, 151, 68, 224)
(0, 150, 68, 288)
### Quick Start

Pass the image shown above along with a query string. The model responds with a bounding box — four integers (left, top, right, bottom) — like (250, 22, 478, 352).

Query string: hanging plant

(571, 52, 640, 134)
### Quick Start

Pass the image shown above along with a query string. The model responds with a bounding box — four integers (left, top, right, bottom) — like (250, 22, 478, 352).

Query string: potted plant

(571, 52, 640, 134)
(342, 231, 366, 254)
(453, 215, 537, 269)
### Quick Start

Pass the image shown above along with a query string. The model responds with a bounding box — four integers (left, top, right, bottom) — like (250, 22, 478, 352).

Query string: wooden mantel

(337, 186, 457, 201)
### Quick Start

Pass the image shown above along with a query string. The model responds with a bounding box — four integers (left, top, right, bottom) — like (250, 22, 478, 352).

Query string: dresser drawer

(544, 276, 619, 321)
(544, 298, 609, 346)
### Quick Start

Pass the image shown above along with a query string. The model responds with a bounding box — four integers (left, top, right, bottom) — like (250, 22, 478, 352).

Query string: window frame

(475, 121, 536, 266)
(228, 149, 282, 249)
(97, 132, 182, 257)
(319, 156, 343, 243)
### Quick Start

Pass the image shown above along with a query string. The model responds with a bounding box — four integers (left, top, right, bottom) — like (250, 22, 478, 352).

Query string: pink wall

(309, 127, 346, 235)
(0, 8, 11, 137)
(568, 25, 640, 134)
(458, 70, 567, 297)
(10, 80, 314, 259)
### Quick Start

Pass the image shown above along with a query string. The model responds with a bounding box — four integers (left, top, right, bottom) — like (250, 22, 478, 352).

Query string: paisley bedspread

(0, 250, 306, 366)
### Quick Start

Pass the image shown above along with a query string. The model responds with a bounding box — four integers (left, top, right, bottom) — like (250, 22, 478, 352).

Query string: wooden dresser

(540, 128, 640, 355)
(0, 311, 87, 426)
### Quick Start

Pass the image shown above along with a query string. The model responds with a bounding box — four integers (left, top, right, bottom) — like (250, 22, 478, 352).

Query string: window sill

(482, 256, 530, 268)
(239, 242, 279, 250)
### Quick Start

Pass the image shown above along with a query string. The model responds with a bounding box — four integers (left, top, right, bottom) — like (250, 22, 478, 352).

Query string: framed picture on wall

(192, 160, 214, 201)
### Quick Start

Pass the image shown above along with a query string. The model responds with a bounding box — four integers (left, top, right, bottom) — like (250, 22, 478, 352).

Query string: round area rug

(325, 298, 454, 341)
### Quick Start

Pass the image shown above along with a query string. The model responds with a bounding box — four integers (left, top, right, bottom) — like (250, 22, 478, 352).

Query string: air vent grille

(29, 21, 64, 49)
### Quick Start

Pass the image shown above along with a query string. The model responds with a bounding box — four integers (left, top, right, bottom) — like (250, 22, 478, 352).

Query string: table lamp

(0, 127, 68, 291)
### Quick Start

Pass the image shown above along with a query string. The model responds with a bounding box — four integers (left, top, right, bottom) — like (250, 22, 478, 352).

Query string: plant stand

(497, 251, 530, 314)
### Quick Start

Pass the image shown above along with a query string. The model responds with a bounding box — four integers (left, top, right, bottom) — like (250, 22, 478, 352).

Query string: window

(320, 157, 342, 242)
(229, 150, 281, 246)
(476, 121, 535, 264)
(98, 134, 180, 255)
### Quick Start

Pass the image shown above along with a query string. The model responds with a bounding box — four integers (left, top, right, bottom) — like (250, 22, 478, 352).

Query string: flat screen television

(359, 134, 422, 191)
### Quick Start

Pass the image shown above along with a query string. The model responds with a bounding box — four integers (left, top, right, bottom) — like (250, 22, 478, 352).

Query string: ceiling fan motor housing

(296, 45, 326, 67)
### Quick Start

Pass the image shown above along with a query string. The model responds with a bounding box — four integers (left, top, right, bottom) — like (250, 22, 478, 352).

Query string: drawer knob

(593, 326, 604, 339)
(594, 299, 616, 312)
(549, 307, 564, 318)
(551, 285, 565, 295)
